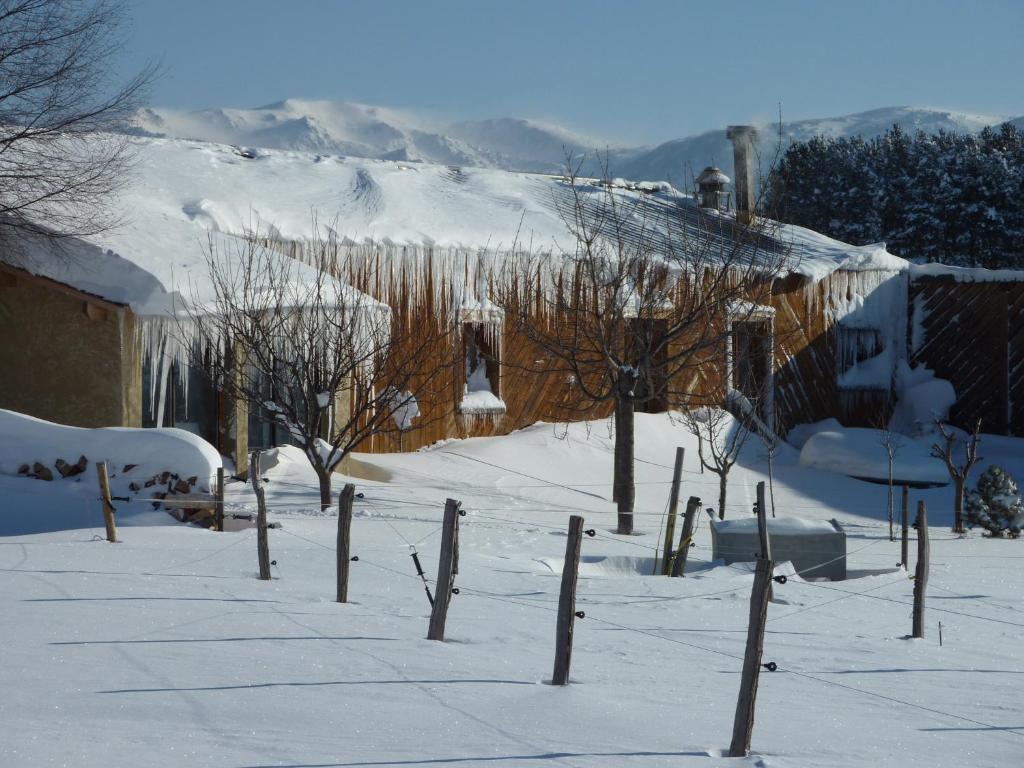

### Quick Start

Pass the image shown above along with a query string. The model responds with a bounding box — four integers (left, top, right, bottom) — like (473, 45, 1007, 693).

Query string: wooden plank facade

(6, 237, 1021, 459)
(321, 241, 911, 452)
(910, 275, 1024, 436)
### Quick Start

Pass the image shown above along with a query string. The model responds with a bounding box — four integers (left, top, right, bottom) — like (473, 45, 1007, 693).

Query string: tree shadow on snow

(99, 678, 538, 695)
(236, 750, 711, 768)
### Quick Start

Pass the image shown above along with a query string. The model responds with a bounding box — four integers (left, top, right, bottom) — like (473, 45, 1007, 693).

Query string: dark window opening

(630, 318, 669, 414)
(460, 322, 503, 412)
(141, 356, 218, 445)
(836, 327, 883, 376)
(247, 363, 300, 451)
(732, 320, 772, 419)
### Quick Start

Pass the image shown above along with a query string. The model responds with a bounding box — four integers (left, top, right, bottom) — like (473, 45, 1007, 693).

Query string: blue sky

(123, 0, 1024, 145)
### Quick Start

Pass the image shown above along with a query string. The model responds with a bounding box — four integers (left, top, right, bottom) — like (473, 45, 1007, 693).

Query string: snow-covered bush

(965, 466, 1024, 538)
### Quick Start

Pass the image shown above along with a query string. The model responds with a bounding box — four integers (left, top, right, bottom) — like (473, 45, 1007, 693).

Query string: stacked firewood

(17, 458, 216, 526)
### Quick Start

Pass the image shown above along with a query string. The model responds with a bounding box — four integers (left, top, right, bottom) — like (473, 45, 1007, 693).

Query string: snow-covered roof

(909, 262, 1024, 283)
(2, 136, 910, 314)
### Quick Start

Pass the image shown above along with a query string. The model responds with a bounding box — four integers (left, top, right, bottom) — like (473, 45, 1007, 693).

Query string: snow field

(2, 414, 1023, 767)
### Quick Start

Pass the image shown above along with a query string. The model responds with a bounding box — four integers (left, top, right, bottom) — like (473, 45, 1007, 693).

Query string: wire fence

(77, 459, 1024, 747)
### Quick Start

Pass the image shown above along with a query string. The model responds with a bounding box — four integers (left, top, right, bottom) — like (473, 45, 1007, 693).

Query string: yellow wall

(0, 272, 139, 427)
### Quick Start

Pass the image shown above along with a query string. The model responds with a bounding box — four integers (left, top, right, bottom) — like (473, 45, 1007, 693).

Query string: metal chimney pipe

(726, 125, 758, 225)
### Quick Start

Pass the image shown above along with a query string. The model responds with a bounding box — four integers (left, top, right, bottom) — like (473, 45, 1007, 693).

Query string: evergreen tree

(965, 466, 1024, 538)
(765, 123, 1024, 269)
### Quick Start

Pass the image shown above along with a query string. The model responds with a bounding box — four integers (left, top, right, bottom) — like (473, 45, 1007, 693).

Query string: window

(141, 356, 217, 443)
(732, 320, 772, 405)
(459, 321, 505, 414)
(727, 303, 775, 428)
(835, 327, 883, 376)
(628, 318, 669, 414)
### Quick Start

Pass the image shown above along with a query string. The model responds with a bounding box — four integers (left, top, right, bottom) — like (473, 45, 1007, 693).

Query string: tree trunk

(316, 464, 333, 512)
(953, 477, 965, 534)
(887, 459, 895, 541)
(612, 399, 623, 503)
(610, 393, 634, 532)
(718, 473, 728, 520)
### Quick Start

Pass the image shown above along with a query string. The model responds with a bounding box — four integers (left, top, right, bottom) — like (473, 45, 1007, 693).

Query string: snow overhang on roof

(728, 300, 775, 320)
(3, 134, 912, 311)
(2, 223, 385, 322)
(908, 262, 1024, 283)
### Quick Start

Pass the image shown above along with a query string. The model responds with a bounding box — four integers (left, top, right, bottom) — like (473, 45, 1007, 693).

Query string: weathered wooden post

(671, 496, 701, 577)
(756, 481, 773, 601)
(552, 515, 584, 685)
(912, 500, 929, 639)
(900, 485, 910, 569)
(251, 452, 271, 581)
(337, 483, 355, 603)
(427, 498, 461, 641)
(96, 461, 118, 543)
(729, 485, 773, 758)
(214, 467, 225, 532)
(660, 447, 685, 575)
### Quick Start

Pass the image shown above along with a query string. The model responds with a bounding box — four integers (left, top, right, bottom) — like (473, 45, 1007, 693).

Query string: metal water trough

(710, 516, 847, 580)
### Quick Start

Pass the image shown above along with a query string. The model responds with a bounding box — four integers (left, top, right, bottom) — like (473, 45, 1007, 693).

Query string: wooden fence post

(756, 481, 773, 601)
(671, 496, 701, 577)
(729, 556, 773, 757)
(660, 447, 685, 575)
(251, 451, 271, 581)
(214, 467, 225, 532)
(553, 515, 584, 685)
(912, 500, 929, 639)
(900, 485, 910, 569)
(337, 483, 355, 603)
(427, 498, 461, 641)
(96, 461, 117, 543)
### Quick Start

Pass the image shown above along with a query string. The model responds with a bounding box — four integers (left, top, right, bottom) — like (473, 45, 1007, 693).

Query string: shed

(710, 516, 847, 580)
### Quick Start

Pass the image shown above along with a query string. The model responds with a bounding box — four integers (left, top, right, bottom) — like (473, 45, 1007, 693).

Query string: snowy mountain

(130, 101, 1017, 183)
(130, 99, 598, 173)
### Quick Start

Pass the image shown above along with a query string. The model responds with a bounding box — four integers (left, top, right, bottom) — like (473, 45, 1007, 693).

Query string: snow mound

(889, 363, 957, 436)
(787, 418, 843, 450)
(0, 409, 221, 492)
(714, 517, 838, 535)
(800, 427, 948, 486)
(536, 554, 657, 578)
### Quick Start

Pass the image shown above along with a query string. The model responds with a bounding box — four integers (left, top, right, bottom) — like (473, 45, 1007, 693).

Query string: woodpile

(14, 456, 216, 527)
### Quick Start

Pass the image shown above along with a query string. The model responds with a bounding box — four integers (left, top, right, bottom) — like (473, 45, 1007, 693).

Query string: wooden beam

(84, 302, 109, 321)
(0, 262, 124, 312)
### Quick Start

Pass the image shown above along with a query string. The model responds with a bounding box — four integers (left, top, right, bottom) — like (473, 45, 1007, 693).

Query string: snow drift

(0, 409, 221, 491)
(799, 427, 949, 486)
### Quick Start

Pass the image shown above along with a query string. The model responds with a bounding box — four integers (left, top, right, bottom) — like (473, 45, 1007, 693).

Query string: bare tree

(0, 1, 155, 246)
(501, 161, 787, 534)
(877, 419, 905, 541)
(684, 404, 754, 520)
(180, 234, 450, 510)
(930, 419, 983, 534)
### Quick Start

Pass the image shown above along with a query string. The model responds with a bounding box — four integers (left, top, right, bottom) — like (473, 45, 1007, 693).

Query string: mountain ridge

(129, 101, 1021, 184)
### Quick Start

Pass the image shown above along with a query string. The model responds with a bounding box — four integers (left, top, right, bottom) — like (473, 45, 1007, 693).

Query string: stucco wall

(0, 272, 138, 428)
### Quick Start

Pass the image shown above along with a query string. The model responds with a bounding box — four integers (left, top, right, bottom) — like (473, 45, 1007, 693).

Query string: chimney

(726, 125, 758, 225)
(695, 166, 730, 210)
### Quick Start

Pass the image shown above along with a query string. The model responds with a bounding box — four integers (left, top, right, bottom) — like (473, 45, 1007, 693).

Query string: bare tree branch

(498, 153, 790, 532)
(177, 232, 453, 510)
(930, 418, 982, 534)
(0, 0, 157, 252)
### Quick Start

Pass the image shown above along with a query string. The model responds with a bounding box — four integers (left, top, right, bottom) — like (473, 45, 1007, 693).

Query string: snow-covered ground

(2, 414, 1023, 767)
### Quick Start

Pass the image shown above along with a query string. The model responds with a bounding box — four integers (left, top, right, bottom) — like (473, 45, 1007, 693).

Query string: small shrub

(965, 466, 1024, 538)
